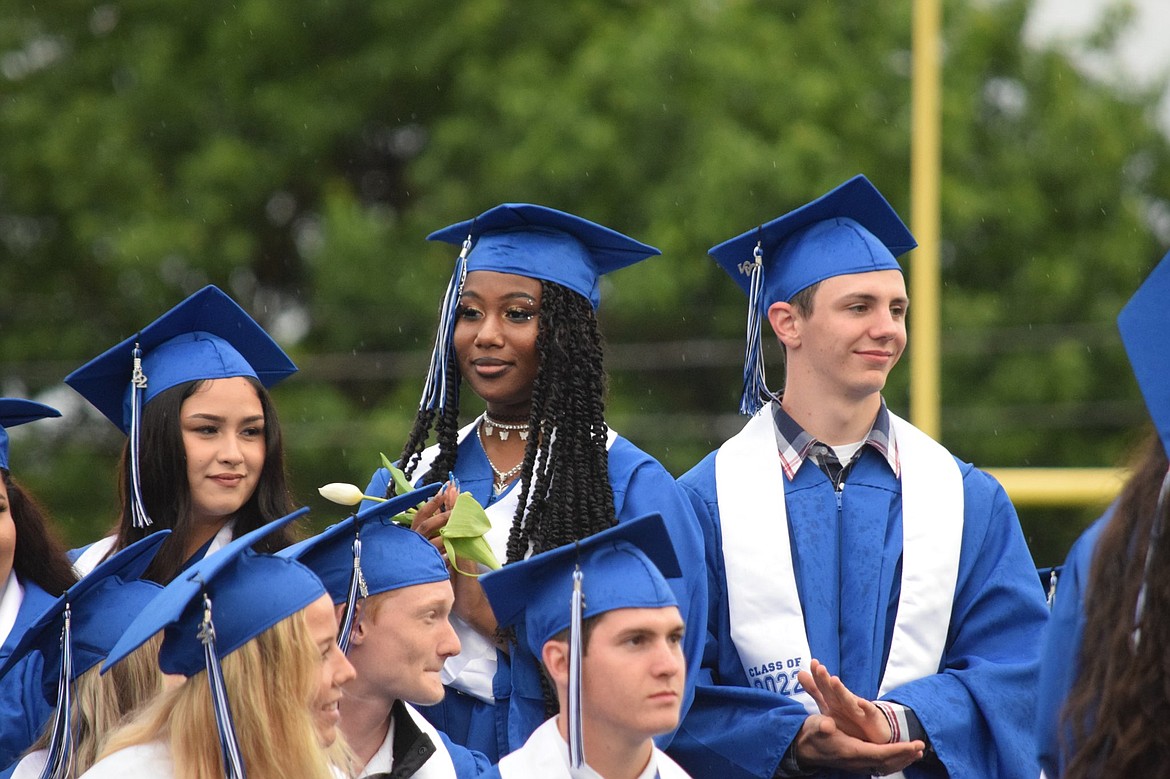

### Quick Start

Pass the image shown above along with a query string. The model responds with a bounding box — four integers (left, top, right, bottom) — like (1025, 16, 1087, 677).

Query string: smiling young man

(479, 513, 692, 779)
(282, 486, 490, 778)
(668, 176, 1049, 779)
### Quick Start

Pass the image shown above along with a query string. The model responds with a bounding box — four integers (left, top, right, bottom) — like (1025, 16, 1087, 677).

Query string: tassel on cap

(740, 240, 773, 416)
(128, 343, 153, 528)
(337, 533, 368, 655)
(39, 605, 75, 779)
(199, 592, 246, 779)
(567, 564, 586, 772)
(419, 236, 472, 412)
(1131, 467, 1170, 649)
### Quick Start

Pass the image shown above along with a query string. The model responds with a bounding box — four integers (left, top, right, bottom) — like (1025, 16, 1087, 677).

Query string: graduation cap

(102, 507, 320, 779)
(478, 513, 681, 770)
(0, 531, 169, 779)
(278, 482, 445, 653)
(1118, 249, 1170, 641)
(419, 204, 661, 412)
(0, 398, 61, 471)
(64, 285, 297, 528)
(707, 175, 917, 415)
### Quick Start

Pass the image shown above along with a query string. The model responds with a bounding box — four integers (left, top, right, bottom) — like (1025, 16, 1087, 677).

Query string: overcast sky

(1025, 0, 1170, 131)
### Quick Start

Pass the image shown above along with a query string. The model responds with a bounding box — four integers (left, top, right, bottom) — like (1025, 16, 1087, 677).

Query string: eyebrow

(184, 412, 265, 424)
(838, 292, 910, 306)
(459, 290, 539, 303)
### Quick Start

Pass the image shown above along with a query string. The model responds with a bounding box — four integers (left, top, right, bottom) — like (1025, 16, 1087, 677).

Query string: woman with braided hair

(361, 204, 705, 763)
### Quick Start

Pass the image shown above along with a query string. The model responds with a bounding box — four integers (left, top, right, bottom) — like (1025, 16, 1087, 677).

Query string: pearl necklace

(481, 412, 529, 441)
(478, 422, 524, 493)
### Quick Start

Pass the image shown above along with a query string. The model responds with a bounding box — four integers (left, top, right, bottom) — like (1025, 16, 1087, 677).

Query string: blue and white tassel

(568, 564, 586, 773)
(128, 342, 153, 528)
(740, 241, 773, 416)
(39, 605, 75, 779)
(1132, 467, 1170, 649)
(199, 593, 246, 779)
(419, 236, 472, 413)
(337, 532, 368, 655)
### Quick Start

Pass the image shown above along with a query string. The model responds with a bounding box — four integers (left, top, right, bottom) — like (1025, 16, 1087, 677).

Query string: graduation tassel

(1131, 466, 1170, 649)
(199, 593, 246, 779)
(337, 532, 368, 655)
(39, 605, 75, 779)
(567, 564, 586, 773)
(419, 235, 472, 413)
(740, 241, 773, 416)
(128, 343, 153, 528)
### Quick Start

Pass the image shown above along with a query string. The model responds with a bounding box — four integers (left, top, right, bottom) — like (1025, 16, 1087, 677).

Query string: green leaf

(439, 493, 502, 575)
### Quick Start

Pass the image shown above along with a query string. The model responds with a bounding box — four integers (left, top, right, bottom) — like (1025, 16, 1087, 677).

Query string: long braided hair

(397, 279, 618, 715)
(1062, 431, 1170, 778)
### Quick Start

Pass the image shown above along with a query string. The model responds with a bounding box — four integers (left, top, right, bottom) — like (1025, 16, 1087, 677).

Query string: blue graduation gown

(670, 446, 1049, 779)
(0, 579, 55, 769)
(364, 431, 706, 763)
(1034, 513, 1108, 778)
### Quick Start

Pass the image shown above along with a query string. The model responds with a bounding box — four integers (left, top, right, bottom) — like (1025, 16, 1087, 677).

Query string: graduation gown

(1034, 514, 1108, 779)
(357, 700, 491, 778)
(364, 421, 706, 763)
(484, 717, 692, 779)
(669, 413, 1049, 779)
(0, 576, 55, 769)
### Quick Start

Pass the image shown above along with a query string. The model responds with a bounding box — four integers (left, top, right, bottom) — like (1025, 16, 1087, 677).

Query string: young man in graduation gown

(281, 486, 491, 778)
(668, 176, 1049, 779)
(478, 512, 692, 779)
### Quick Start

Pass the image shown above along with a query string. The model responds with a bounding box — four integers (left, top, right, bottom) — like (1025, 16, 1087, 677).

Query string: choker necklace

(478, 424, 524, 493)
(482, 412, 529, 441)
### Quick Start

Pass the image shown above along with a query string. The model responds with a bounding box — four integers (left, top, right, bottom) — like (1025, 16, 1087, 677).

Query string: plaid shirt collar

(771, 399, 900, 481)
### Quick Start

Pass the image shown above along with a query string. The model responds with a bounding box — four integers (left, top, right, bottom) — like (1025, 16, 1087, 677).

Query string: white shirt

(10, 748, 47, 779)
(78, 741, 176, 778)
(0, 570, 24, 648)
(495, 718, 692, 779)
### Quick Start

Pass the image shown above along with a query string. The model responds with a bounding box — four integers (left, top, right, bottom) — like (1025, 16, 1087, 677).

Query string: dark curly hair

(398, 279, 618, 714)
(109, 377, 299, 584)
(1062, 430, 1170, 778)
(3, 469, 77, 596)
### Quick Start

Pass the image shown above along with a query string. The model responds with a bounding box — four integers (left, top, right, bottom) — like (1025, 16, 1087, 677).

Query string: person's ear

(542, 640, 570, 688)
(340, 600, 368, 648)
(768, 301, 801, 349)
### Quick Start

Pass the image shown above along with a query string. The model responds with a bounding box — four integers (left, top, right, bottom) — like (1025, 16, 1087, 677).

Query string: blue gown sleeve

(439, 731, 493, 776)
(1034, 514, 1108, 778)
(606, 438, 708, 751)
(0, 651, 50, 769)
(883, 467, 1049, 779)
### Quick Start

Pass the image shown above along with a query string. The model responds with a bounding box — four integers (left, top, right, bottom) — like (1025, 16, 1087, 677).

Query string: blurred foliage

(2, 0, 1169, 564)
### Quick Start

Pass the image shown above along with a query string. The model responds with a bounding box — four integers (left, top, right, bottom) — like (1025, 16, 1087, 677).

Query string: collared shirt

(362, 699, 438, 779)
(771, 399, 900, 486)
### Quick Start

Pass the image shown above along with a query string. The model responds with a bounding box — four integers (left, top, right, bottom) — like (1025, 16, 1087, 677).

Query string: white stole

(496, 717, 692, 779)
(413, 418, 617, 704)
(715, 402, 964, 714)
(72, 520, 236, 579)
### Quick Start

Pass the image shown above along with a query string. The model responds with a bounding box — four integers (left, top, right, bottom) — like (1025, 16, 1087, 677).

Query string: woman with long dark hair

(0, 399, 78, 767)
(362, 204, 705, 762)
(1036, 251, 1170, 777)
(64, 285, 299, 583)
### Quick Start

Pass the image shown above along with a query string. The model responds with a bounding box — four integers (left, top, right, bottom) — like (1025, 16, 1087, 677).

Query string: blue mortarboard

(1119, 250, 1170, 457)
(419, 204, 660, 412)
(0, 398, 60, 471)
(279, 483, 444, 653)
(479, 512, 681, 661)
(707, 175, 917, 415)
(479, 512, 681, 769)
(103, 508, 319, 779)
(64, 286, 297, 529)
(64, 285, 297, 433)
(0, 531, 168, 779)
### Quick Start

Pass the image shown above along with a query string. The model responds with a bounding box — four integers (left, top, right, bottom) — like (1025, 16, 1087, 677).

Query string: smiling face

(346, 581, 460, 708)
(306, 593, 356, 746)
(453, 270, 542, 419)
(773, 269, 908, 406)
(180, 377, 267, 531)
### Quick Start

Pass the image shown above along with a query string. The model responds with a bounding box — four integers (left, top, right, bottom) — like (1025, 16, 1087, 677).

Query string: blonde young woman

(0, 533, 168, 778)
(79, 512, 355, 779)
